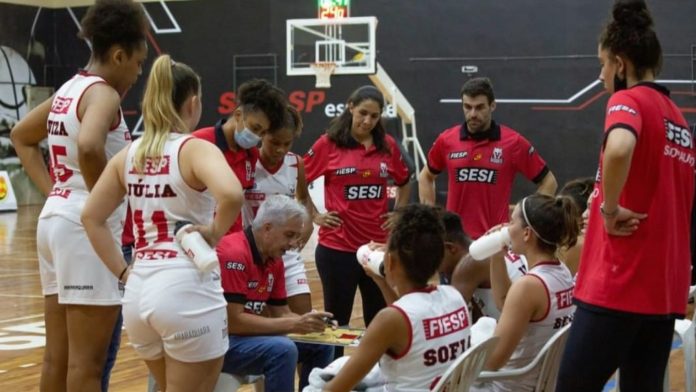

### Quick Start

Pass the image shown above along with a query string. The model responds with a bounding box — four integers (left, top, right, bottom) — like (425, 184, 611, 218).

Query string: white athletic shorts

(122, 261, 229, 362)
(37, 215, 122, 305)
(283, 250, 310, 297)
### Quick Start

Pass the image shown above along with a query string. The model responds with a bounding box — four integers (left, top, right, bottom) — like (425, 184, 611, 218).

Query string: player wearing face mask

(193, 80, 288, 233)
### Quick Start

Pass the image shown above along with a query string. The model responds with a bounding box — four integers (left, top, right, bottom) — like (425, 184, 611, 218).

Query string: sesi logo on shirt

(456, 167, 498, 184)
(344, 184, 383, 200)
(665, 120, 693, 149)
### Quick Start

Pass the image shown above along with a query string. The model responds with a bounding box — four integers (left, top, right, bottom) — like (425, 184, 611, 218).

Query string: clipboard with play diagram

(288, 327, 365, 347)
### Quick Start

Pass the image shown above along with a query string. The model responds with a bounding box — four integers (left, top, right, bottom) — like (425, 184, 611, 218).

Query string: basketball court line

(0, 272, 38, 278)
(0, 313, 43, 325)
(0, 293, 43, 299)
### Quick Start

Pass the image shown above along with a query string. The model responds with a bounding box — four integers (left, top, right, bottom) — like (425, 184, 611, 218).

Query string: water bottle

(357, 244, 372, 265)
(367, 250, 386, 277)
(174, 221, 219, 273)
(356, 244, 385, 277)
(469, 227, 511, 261)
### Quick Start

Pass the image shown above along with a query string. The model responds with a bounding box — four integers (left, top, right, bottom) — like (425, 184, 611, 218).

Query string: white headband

(521, 197, 556, 246)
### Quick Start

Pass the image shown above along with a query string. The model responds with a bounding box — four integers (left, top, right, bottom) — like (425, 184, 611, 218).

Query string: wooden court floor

(0, 205, 688, 391)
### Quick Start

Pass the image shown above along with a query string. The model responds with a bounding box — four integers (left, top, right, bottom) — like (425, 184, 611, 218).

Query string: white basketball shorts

(37, 214, 122, 305)
(122, 261, 229, 362)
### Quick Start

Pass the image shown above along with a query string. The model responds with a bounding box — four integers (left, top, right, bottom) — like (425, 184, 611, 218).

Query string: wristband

(600, 202, 619, 218)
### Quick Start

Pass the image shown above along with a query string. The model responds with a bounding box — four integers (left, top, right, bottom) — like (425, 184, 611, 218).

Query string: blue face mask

(233, 119, 261, 149)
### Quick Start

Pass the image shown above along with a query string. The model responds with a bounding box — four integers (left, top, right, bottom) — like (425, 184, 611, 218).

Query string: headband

(521, 197, 556, 246)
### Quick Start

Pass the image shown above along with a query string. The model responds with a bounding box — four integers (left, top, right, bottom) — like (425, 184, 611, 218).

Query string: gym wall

(1, 0, 694, 203)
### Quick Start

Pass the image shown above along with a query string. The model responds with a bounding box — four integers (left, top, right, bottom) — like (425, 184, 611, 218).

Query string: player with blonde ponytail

(82, 54, 244, 391)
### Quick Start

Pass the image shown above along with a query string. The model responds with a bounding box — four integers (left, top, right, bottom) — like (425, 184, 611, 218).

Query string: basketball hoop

(311, 62, 336, 89)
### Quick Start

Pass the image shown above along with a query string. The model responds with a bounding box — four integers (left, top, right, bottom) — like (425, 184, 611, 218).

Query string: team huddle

(9, 0, 695, 391)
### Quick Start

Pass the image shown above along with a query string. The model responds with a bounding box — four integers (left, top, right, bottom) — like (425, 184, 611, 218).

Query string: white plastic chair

(212, 373, 264, 392)
(431, 336, 499, 392)
(662, 284, 696, 392)
(476, 323, 572, 392)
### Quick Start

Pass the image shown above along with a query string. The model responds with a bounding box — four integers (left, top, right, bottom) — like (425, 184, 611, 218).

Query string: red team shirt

(193, 119, 258, 233)
(427, 122, 548, 239)
(303, 134, 410, 252)
(217, 228, 287, 316)
(575, 83, 695, 318)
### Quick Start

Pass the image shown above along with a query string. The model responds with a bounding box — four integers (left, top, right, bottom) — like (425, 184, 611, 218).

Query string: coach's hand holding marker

(294, 310, 335, 334)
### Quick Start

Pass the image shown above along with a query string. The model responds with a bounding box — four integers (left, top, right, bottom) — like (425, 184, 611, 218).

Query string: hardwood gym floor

(0, 205, 688, 391)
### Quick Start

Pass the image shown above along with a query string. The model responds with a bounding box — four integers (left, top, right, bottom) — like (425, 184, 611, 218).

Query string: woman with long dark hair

(303, 85, 411, 356)
(10, 1, 148, 389)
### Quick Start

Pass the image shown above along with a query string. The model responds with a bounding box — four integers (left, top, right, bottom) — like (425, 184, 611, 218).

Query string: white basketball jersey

(242, 153, 299, 227)
(494, 261, 575, 392)
(125, 134, 214, 264)
(473, 251, 528, 319)
(381, 285, 472, 391)
(242, 153, 304, 270)
(40, 71, 130, 228)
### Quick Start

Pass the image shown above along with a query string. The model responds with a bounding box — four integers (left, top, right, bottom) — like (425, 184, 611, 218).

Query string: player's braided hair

(237, 79, 288, 133)
(79, 0, 148, 62)
(387, 204, 445, 286)
(599, 0, 662, 78)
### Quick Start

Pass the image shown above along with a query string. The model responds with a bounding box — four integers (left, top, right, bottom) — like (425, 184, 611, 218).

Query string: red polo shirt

(427, 121, 548, 239)
(217, 227, 287, 316)
(575, 83, 695, 318)
(193, 119, 258, 233)
(304, 134, 410, 252)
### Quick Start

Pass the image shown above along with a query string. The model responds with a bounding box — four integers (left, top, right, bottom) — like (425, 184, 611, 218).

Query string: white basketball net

(311, 62, 336, 88)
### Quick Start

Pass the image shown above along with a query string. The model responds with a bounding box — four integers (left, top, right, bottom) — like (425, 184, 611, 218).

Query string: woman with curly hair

(10, 1, 148, 389)
(556, 1, 695, 390)
(325, 204, 470, 391)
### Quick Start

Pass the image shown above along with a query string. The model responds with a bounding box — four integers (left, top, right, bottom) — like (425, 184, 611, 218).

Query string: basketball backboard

(286, 16, 377, 77)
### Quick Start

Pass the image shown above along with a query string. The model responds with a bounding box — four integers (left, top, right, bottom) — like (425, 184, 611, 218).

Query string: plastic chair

(476, 324, 572, 392)
(663, 284, 696, 392)
(212, 373, 264, 392)
(431, 336, 499, 392)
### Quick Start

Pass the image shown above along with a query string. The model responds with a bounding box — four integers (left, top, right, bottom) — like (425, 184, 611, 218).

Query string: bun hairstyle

(135, 55, 200, 173)
(236, 79, 288, 133)
(518, 194, 580, 254)
(559, 177, 595, 212)
(327, 85, 390, 154)
(388, 204, 445, 286)
(79, 0, 148, 62)
(599, 0, 662, 78)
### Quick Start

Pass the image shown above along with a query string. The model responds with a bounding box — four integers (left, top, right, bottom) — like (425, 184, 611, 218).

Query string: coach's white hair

(252, 194, 308, 230)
